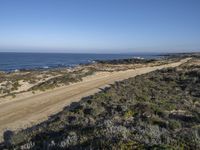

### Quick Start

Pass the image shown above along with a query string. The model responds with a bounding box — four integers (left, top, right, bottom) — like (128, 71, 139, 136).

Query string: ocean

(0, 52, 162, 72)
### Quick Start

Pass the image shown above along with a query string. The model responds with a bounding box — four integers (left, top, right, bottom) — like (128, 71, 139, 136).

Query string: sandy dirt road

(0, 58, 190, 140)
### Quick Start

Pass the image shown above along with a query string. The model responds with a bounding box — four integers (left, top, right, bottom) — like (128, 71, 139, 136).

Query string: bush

(168, 120, 181, 130)
(123, 110, 135, 119)
(151, 117, 167, 128)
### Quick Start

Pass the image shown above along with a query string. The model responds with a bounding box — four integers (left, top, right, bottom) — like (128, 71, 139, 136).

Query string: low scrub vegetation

(0, 68, 95, 97)
(1, 58, 200, 149)
(96, 58, 156, 64)
(29, 69, 95, 91)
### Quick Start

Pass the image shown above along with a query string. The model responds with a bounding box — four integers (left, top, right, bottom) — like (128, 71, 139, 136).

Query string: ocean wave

(43, 66, 49, 69)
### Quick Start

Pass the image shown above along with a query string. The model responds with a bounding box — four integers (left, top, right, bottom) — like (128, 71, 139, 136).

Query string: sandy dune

(0, 58, 190, 141)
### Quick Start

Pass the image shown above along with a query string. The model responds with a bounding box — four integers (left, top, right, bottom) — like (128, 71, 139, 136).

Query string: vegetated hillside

(2, 59, 200, 150)
(95, 58, 157, 64)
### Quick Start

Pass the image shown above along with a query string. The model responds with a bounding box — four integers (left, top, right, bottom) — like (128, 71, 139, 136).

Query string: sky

(0, 0, 200, 53)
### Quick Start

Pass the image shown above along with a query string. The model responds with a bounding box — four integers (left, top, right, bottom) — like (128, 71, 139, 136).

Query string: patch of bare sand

(0, 58, 191, 141)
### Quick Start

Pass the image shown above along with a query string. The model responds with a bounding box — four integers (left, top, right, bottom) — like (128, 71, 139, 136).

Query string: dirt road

(0, 58, 190, 140)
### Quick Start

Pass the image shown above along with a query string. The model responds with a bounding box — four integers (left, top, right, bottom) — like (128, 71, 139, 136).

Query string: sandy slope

(0, 58, 190, 141)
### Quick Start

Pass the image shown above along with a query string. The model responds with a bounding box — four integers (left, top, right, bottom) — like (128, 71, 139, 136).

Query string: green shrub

(168, 120, 181, 130)
(123, 110, 135, 118)
(151, 117, 167, 128)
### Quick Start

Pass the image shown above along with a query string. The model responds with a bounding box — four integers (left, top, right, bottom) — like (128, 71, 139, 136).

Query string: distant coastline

(0, 52, 162, 72)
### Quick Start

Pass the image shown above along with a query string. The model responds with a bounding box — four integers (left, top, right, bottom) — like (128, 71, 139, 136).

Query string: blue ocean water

(0, 52, 162, 72)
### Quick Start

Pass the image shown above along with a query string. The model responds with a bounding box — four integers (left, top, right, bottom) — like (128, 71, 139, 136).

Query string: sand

(0, 58, 190, 141)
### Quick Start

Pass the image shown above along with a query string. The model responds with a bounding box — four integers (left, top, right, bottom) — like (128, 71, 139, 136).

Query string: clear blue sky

(0, 0, 200, 53)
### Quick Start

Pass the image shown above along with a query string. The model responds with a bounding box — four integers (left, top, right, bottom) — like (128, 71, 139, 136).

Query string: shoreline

(0, 52, 167, 73)
(1, 51, 198, 73)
